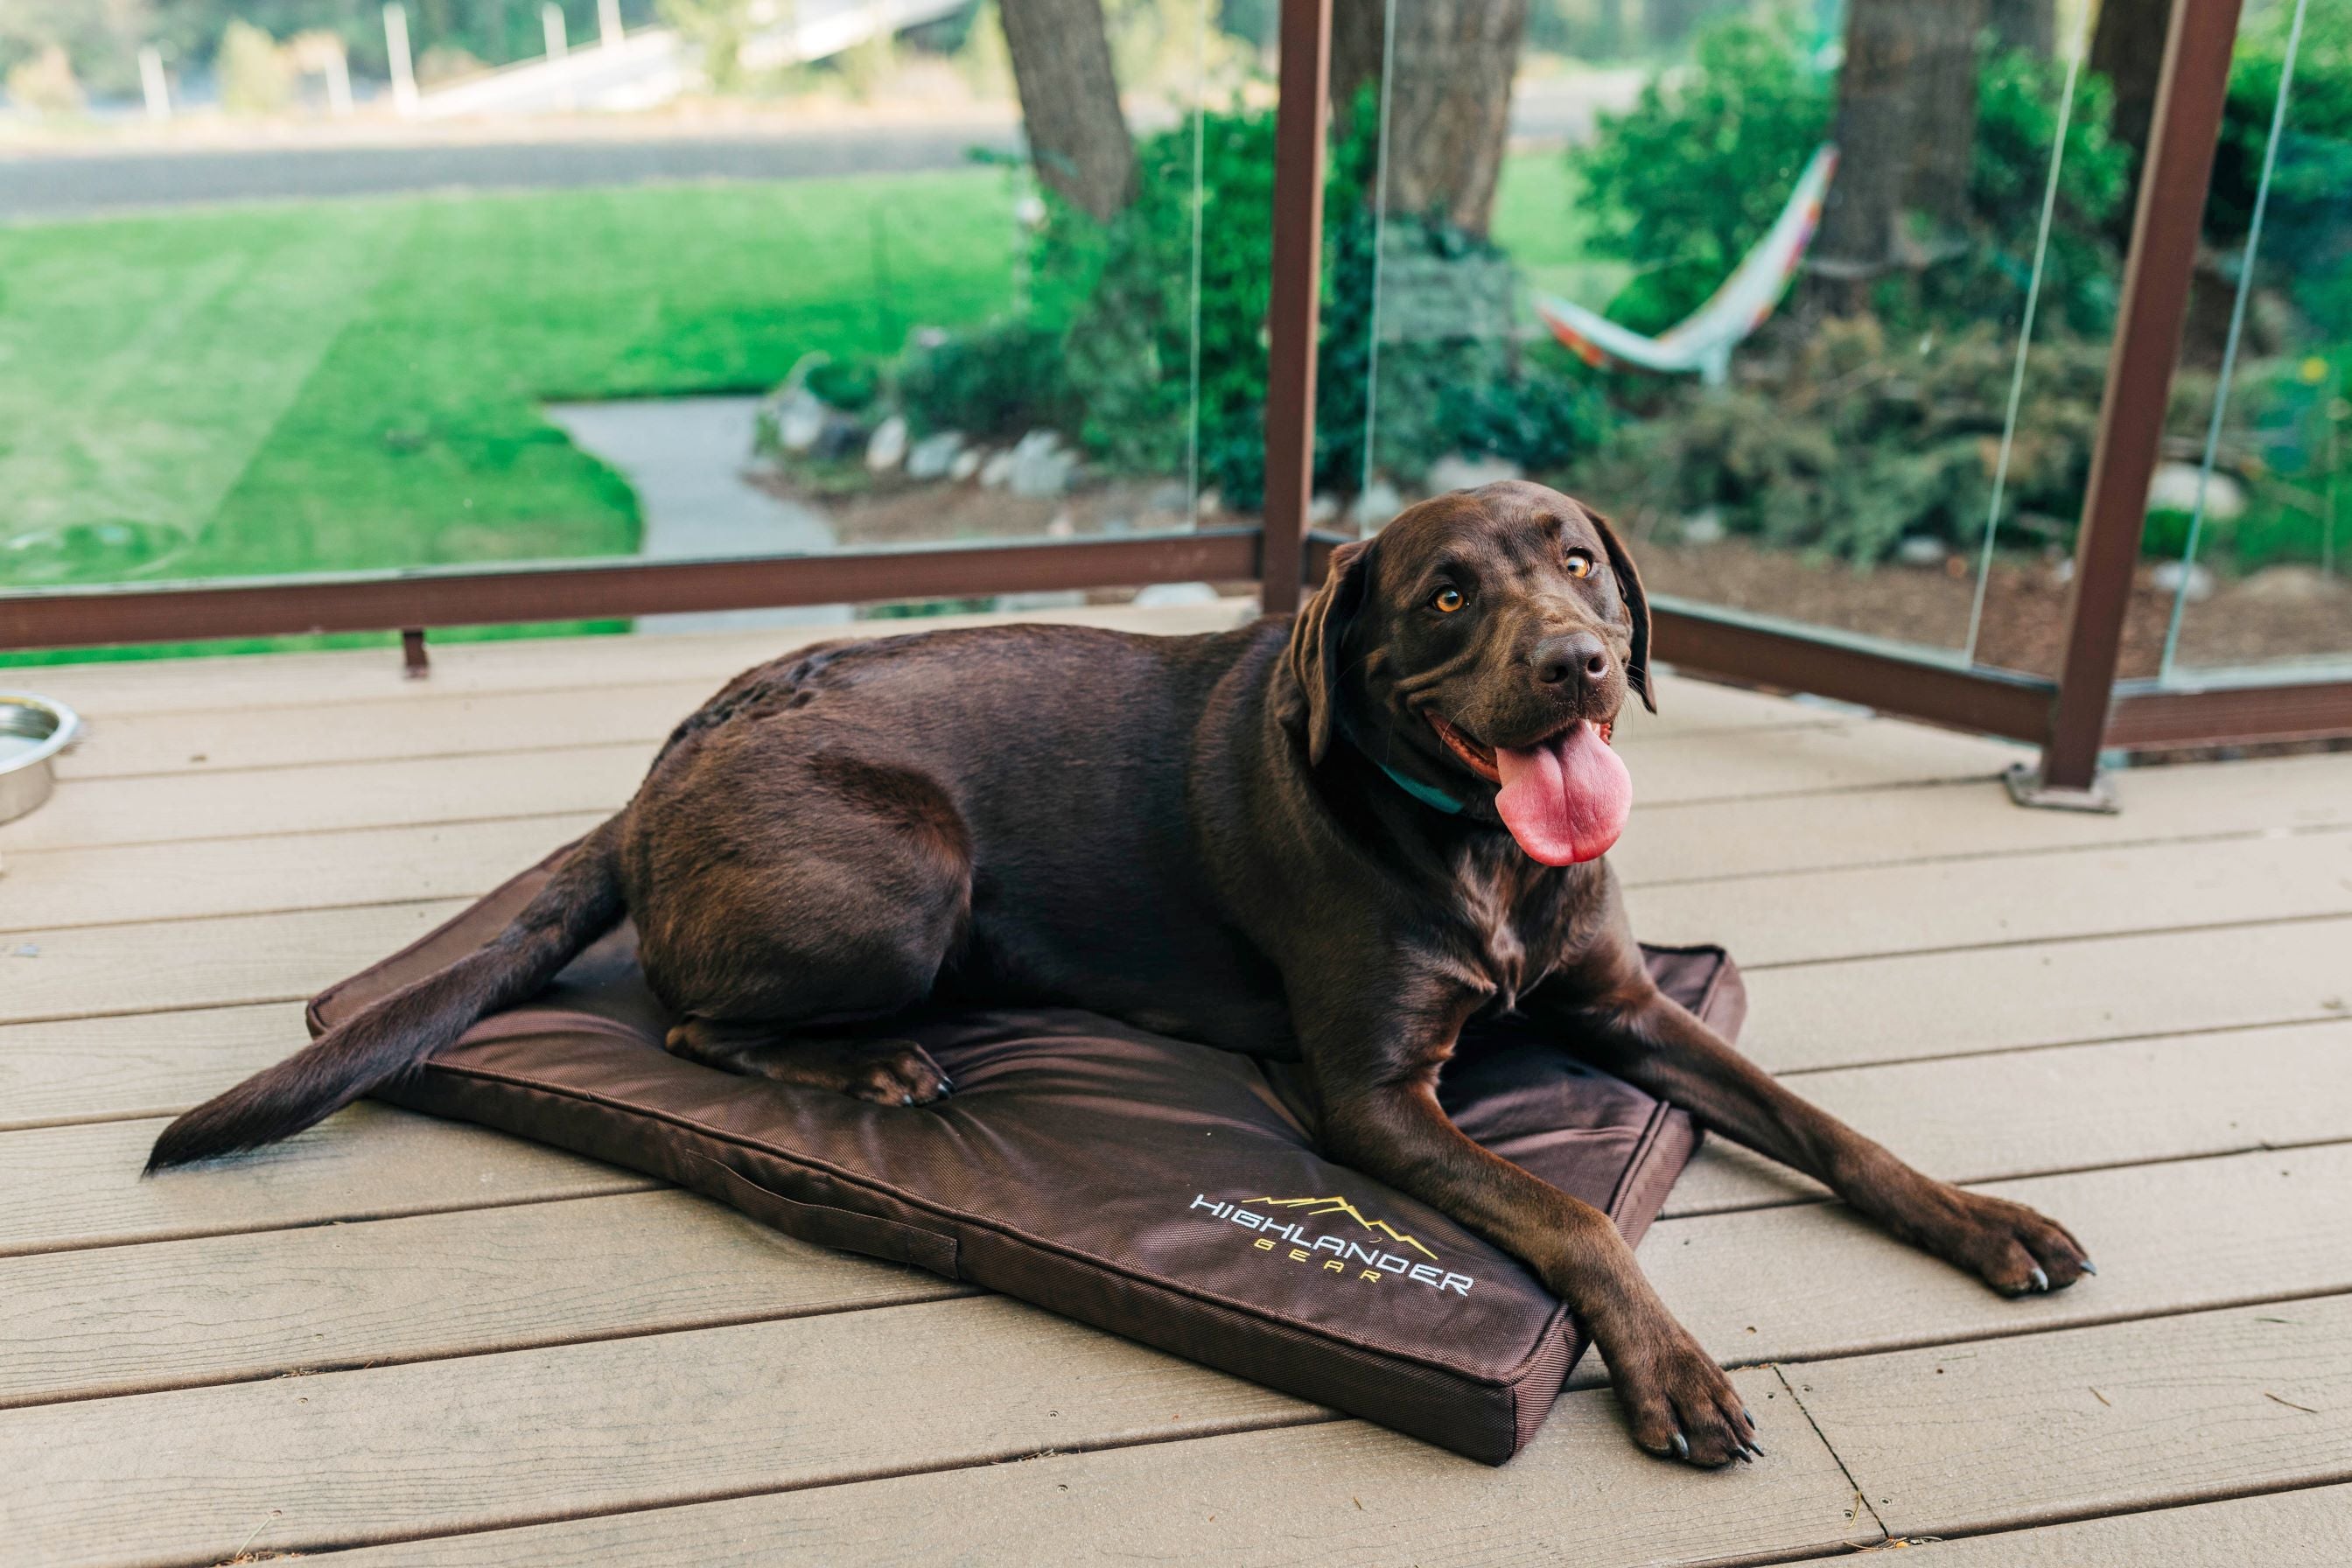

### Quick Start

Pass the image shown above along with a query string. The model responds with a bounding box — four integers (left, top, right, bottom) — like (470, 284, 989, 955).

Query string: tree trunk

(1330, 0, 1385, 130)
(1809, 0, 1987, 307)
(1326, 0, 1528, 236)
(1990, 0, 2054, 54)
(999, 0, 1136, 221)
(1906, 0, 1988, 235)
(2090, 0, 2170, 243)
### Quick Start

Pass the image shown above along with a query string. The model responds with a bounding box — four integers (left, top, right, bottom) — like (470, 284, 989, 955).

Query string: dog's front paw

(1921, 1187, 2093, 1296)
(838, 1039, 952, 1107)
(1609, 1322, 1760, 1467)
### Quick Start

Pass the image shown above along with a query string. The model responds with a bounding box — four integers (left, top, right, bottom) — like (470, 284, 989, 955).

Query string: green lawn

(0, 169, 1020, 595)
(0, 149, 1591, 643)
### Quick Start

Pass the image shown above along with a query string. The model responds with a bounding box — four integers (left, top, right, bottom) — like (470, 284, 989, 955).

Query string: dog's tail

(145, 816, 629, 1172)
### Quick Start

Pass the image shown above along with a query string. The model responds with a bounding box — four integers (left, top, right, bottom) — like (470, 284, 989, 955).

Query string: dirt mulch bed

(1614, 538, 2351, 679)
(758, 468, 2350, 676)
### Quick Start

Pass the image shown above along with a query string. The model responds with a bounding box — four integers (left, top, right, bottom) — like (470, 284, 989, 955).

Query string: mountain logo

(1242, 1195, 1440, 1260)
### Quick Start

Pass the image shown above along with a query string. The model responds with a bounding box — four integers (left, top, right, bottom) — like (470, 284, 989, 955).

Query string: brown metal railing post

(1261, 0, 1333, 616)
(2033, 0, 2244, 800)
(400, 626, 430, 679)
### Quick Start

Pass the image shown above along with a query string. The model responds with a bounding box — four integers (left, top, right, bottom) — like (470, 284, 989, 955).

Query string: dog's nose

(1532, 632, 1610, 687)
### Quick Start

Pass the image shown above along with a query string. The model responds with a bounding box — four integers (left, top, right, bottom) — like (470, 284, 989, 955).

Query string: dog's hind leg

(663, 1020, 951, 1105)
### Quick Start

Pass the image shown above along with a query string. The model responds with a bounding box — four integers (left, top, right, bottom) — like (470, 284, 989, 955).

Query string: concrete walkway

(545, 395, 850, 634)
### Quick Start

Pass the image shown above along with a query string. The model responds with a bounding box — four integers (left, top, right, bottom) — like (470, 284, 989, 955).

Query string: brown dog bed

(313, 849, 1739, 1465)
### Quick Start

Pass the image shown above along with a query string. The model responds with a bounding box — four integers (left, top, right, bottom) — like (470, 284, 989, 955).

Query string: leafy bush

(826, 93, 1600, 508)
(1586, 317, 2113, 562)
(2213, 0, 2352, 333)
(1574, 17, 2126, 336)
(1931, 44, 2129, 336)
(1574, 18, 1831, 335)
(896, 318, 1074, 442)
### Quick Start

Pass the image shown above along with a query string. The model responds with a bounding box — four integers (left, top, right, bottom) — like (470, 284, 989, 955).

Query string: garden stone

(1197, 489, 1223, 517)
(1101, 514, 1134, 535)
(1894, 536, 1950, 569)
(1353, 480, 1404, 528)
(1148, 481, 1189, 515)
(1426, 452, 1522, 492)
(865, 416, 908, 473)
(2151, 558, 2217, 603)
(1678, 508, 1726, 547)
(1308, 493, 1340, 525)
(1010, 430, 1075, 498)
(1133, 581, 1222, 608)
(906, 430, 964, 481)
(2146, 462, 2247, 521)
(773, 388, 827, 454)
(950, 448, 984, 482)
(979, 448, 1018, 489)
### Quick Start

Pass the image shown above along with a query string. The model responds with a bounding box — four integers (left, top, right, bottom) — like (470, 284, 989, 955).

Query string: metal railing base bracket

(2006, 760, 2118, 815)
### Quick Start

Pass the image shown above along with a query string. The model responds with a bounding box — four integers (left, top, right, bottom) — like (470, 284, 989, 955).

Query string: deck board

(0, 1189, 973, 1410)
(5, 606, 2347, 1565)
(1663, 1019, 2352, 1214)
(267, 1370, 1872, 1568)
(1788, 1298, 2352, 1537)
(1, 1295, 1324, 1568)
(1785, 1485, 2352, 1566)
(0, 1108, 651, 1258)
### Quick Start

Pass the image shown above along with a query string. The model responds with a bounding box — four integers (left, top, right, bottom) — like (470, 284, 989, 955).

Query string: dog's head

(1282, 480, 1651, 865)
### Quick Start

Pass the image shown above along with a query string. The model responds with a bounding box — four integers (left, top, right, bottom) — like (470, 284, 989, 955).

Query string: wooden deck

(4, 599, 2348, 1567)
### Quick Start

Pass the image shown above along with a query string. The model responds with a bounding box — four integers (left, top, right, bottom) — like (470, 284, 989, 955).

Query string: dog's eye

(1564, 550, 1596, 579)
(1431, 586, 1466, 614)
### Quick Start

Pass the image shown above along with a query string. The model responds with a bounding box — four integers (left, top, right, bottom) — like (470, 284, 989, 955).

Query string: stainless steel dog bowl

(0, 693, 81, 824)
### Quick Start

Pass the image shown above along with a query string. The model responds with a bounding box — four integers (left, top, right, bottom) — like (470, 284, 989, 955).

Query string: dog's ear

(1586, 508, 1656, 714)
(1282, 538, 1373, 766)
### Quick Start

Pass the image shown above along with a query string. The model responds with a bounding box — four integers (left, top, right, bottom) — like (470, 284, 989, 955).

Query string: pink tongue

(1493, 721, 1632, 866)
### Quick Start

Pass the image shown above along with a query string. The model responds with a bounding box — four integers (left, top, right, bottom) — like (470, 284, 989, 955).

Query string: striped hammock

(1535, 144, 1838, 387)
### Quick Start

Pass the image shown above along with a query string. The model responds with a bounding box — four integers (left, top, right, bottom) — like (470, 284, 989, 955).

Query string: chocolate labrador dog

(150, 480, 2089, 1468)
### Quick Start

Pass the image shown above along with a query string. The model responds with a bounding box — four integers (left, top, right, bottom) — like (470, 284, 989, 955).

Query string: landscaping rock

(1010, 430, 1075, 498)
(1308, 493, 1340, 525)
(1894, 536, 1950, 569)
(865, 415, 908, 473)
(2146, 461, 2247, 521)
(1426, 452, 1523, 492)
(906, 430, 964, 481)
(1148, 481, 1189, 515)
(772, 388, 827, 454)
(2151, 558, 2217, 603)
(1678, 508, 1726, 547)
(949, 448, 984, 483)
(978, 447, 1018, 489)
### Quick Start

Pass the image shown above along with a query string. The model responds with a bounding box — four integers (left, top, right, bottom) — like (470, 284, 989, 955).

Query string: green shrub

(895, 318, 1073, 442)
(1574, 18, 1831, 335)
(2213, 0, 2352, 333)
(1586, 316, 2112, 562)
(1574, 17, 2126, 336)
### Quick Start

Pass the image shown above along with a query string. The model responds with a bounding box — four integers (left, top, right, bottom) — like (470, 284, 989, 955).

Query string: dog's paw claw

(1928, 1189, 2090, 1297)
(1616, 1330, 1756, 1468)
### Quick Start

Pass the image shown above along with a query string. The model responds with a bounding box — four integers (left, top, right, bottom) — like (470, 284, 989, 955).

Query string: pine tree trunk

(1324, 0, 1528, 236)
(1809, 0, 1989, 307)
(2090, 0, 2172, 243)
(999, 0, 1136, 221)
(1991, 0, 2055, 54)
